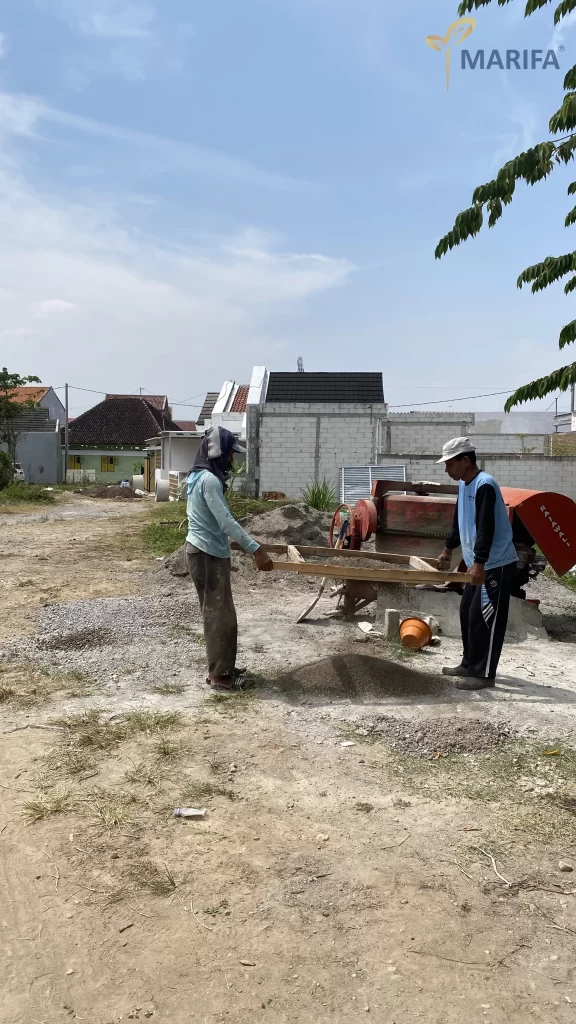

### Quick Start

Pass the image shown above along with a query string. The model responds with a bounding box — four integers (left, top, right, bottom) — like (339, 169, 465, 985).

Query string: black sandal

(205, 666, 246, 686)
(209, 674, 246, 693)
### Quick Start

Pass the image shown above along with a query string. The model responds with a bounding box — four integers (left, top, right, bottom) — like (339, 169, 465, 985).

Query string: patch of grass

(0, 663, 97, 708)
(154, 736, 184, 761)
(382, 740, 576, 841)
(153, 681, 187, 696)
(125, 761, 164, 788)
(171, 626, 205, 645)
(52, 708, 184, 759)
(181, 780, 235, 803)
(22, 787, 73, 822)
(43, 746, 96, 780)
(0, 483, 56, 505)
(300, 478, 337, 512)
(204, 690, 255, 714)
(89, 788, 138, 833)
(355, 801, 374, 813)
(129, 860, 180, 896)
(123, 709, 183, 733)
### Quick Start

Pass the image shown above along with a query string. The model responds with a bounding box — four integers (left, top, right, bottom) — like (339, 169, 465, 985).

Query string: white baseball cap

(436, 436, 476, 464)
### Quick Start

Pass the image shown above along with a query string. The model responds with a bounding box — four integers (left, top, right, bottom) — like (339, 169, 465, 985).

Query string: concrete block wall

(257, 402, 386, 498)
(386, 414, 546, 456)
(377, 453, 576, 500)
(385, 413, 473, 456)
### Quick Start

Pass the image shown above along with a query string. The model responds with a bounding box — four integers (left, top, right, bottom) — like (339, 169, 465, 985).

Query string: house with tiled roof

(196, 392, 219, 428)
(200, 381, 250, 439)
(10, 386, 65, 422)
(66, 395, 181, 483)
(243, 366, 388, 498)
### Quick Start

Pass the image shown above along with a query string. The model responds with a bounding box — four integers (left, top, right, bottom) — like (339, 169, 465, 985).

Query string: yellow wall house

(65, 394, 182, 484)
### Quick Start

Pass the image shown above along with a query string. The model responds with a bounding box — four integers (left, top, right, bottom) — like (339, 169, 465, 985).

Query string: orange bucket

(399, 617, 433, 650)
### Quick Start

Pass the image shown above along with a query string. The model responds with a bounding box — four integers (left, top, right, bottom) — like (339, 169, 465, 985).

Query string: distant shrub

(301, 478, 337, 511)
(0, 483, 55, 504)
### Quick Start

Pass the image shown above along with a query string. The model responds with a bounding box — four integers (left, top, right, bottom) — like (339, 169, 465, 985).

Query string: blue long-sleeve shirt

(186, 470, 260, 559)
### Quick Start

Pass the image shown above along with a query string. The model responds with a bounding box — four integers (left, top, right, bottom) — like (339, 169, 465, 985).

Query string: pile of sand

(239, 504, 332, 547)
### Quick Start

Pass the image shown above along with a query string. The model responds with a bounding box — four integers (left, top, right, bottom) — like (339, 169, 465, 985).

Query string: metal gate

(339, 464, 406, 504)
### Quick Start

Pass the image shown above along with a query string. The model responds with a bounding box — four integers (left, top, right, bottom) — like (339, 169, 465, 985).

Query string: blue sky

(0, 0, 574, 418)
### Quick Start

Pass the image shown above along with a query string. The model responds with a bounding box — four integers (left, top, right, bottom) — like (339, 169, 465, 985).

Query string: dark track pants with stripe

(459, 563, 517, 680)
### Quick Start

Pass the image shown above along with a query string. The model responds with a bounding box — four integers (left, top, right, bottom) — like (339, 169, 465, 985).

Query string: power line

(388, 389, 515, 408)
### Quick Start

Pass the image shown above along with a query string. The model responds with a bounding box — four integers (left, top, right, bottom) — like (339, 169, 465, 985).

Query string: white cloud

(36, 0, 156, 39)
(0, 91, 320, 192)
(34, 1, 191, 84)
(550, 10, 576, 51)
(35, 299, 76, 317)
(0, 118, 352, 401)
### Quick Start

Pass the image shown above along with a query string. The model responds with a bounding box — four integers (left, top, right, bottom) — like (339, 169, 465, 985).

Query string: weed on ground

(22, 787, 73, 823)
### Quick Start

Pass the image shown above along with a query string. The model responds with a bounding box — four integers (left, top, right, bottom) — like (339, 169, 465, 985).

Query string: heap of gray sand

(163, 504, 332, 578)
(238, 504, 332, 546)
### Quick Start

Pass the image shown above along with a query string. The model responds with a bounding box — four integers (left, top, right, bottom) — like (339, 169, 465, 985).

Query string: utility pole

(64, 383, 69, 484)
(571, 382, 575, 416)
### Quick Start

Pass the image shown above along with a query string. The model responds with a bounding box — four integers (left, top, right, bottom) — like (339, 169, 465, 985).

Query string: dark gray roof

(197, 392, 219, 426)
(266, 372, 384, 404)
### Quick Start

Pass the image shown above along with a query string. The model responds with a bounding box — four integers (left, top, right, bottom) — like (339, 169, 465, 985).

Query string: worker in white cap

(436, 438, 518, 689)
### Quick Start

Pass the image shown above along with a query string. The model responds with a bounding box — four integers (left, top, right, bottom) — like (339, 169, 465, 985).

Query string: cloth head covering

(190, 426, 246, 486)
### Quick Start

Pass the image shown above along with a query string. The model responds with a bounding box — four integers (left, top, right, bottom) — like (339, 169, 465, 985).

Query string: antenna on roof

(297, 356, 304, 373)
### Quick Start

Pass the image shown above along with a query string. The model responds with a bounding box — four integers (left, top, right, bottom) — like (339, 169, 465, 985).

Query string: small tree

(0, 368, 42, 469)
(0, 450, 11, 490)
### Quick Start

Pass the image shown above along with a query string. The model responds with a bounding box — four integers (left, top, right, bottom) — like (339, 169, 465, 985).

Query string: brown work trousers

(185, 543, 237, 678)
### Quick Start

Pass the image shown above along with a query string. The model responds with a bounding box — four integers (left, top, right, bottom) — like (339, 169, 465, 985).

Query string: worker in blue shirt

(186, 427, 272, 691)
(436, 437, 518, 690)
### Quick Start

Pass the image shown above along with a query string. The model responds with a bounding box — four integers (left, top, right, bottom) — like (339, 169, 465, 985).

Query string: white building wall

(377, 454, 576, 500)
(258, 402, 386, 498)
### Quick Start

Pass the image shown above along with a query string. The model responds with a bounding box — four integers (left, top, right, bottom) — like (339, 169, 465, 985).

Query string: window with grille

(68, 455, 81, 470)
(101, 456, 117, 473)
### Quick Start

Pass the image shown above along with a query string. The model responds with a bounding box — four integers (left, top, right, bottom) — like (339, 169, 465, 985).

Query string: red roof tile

(230, 384, 249, 413)
(9, 386, 49, 405)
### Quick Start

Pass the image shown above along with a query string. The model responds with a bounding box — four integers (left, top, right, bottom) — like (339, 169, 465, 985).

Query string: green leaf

(566, 204, 576, 226)
(556, 136, 576, 164)
(517, 253, 576, 290)
(488, 198, 503, 226)
(504, 361, 576, 411)
(526, 0, 555, 12)
(457, 0, 502, 12)
(559, 318, 576, 347)
(564, 276, 576, 294)
(568, 181, 576, 195)
(435, 206, 483, 259)
(550, 94, 576, 134)
(555, 0, 576, 25)
(564, 65, 576, 91)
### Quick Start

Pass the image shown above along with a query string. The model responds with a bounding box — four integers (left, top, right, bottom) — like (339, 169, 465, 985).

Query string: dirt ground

(2, 495, 576, 1024)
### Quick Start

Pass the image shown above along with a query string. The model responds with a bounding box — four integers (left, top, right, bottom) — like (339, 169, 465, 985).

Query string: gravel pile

(7, 593, 205, 683)
(527, 574, 576, 641)
(275, 653, 445, 700)
(352, 715, 514, 755)
(238, 504, 332, 546)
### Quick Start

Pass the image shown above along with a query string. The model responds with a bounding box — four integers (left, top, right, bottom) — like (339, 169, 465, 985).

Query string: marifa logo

(426, 17, 476, 90)
(426, 17, 561, 90)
